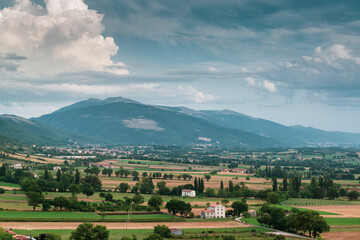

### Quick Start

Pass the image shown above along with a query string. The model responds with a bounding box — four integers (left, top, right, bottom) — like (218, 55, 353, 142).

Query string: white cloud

(262, 80, 277, 92)
(0, 0, 128, 76)
(244, 77, 255, 86)
(302, 44, 360, 67)
(178, 86, 215, 103)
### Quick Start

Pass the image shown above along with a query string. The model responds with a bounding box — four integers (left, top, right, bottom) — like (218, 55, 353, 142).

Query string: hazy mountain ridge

(0, 114, 98, 146)
(33, 98, 279, 147)
(162, 107, 360, 146)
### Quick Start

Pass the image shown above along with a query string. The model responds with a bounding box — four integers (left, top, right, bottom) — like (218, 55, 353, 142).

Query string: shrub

(0, 188, 5, 194)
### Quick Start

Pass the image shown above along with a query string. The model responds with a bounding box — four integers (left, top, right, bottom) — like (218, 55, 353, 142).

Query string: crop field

(0, 211, 178, 222)
(284, 198, 360, 206)
(297, 205, 360, 217)
(268, 205, 339, 215)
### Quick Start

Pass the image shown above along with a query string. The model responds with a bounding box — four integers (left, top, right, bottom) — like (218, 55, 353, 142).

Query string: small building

(248, 210, 257, 217)
(201, 209, 215, 219)
(170, 228, 183, 236)
(10, 163, 22, 169)
(53, 166, 61, 171)
(182, 189, 196, 197)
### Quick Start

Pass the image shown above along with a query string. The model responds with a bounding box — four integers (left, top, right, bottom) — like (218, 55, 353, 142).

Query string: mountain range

(1, 96, 359, 148)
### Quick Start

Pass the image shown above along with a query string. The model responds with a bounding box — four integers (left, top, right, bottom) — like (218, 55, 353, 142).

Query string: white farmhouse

(181, 189, 196, 197)
(201, 204, 226, 219)
(10, 163, 22, 169)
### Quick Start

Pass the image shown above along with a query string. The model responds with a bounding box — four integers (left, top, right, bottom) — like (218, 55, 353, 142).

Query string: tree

(231, 201, 248, 216)
(0, 227, 13, 240)
(132, 194, 145, 205)
(53, 196, 69, 211)
(154, 225, 171, 238)
(75, 169, 81, 185)
(56, 169, 62, 182)
(0, 164, 6, 177)
(282, 177, 288, 191)
(119, 183, 130, 193)
(69, 184, 81, 196)
(220, 180, 224, 190)
(166, 199, 192, 217)
(229, 180, 234, 192)
(132, 171, 139, 180)
(70, 223, 109, 240)
(148, 195, 163, 211)
(26, 191, 44, 211)
(204, 174, 211, 181)
(349, 191, 360, 200)
(82, 175, 102, 191)
(82, 183, 94, 198)
(221, 199, 229, 205)
(105, 193, 113, 201)
(142, 172, 148, 178)
(267, 192, 281, 204)
(272, 177, 278, 192)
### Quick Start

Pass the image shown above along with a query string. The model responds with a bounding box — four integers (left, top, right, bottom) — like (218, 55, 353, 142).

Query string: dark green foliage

(153, 224, 171, 238)
(349, 191, 360, 200)
(231, 201, 248, 216)
(148, 195, 163, 211)
(69, 223, 109, 240)
(37, 233, 61, 240)
(165, 199, 192, 217)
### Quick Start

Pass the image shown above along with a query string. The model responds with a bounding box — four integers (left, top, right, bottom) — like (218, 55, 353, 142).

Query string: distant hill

(0, 132, 21, 151)
(162, 107, 360, 147)
(0, 114, 94, 146)
(33, 97, 279, 148)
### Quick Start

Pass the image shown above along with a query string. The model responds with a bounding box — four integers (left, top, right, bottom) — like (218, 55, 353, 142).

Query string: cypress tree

(282, 177, 288, 191)
(229, 180, 234, 193)
(201, 178, 205, 193)
(75, 169, 80, 185)
(272, 177, 278, 192)
(44, 168, 49, 180)
(198, 178, 201, 192)
(56, 169, 62, 182)
(220, 180, 224, 190)
(194, 177, 198, 192)
(0, 164, 6, 177)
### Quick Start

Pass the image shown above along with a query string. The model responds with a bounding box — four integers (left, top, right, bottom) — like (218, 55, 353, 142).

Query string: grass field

(0, 182, 20, 188)
(14, 227, 277, 240)
(0, 211, 178, 222)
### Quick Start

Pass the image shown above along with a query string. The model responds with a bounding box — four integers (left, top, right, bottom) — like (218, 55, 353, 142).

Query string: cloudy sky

(1, 0, 360, 132)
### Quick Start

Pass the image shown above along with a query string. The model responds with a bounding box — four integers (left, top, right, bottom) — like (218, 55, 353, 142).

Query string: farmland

(1, 146, 360, 239)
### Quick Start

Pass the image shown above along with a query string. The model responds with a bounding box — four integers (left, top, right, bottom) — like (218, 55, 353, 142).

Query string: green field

(0, 211, 178, 222)
(14, 227, 277, 240)
(0, 182, 20, 188)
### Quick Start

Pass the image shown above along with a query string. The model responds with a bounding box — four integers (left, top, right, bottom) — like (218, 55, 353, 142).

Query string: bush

(144, 233, 163, 240)
(273, 235, 286, 240)
(222, 236, 235, 240)
(0, 188, 5, 194)
(37, 233, 61, 240)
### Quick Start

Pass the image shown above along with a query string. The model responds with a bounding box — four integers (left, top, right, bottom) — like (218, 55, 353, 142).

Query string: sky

(1, 0, 360, 132)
